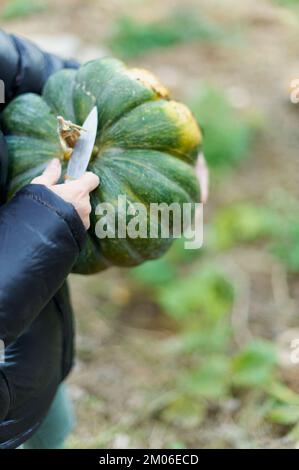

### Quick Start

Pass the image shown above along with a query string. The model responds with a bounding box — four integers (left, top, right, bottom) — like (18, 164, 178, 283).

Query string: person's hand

(31, 158, 99, 229)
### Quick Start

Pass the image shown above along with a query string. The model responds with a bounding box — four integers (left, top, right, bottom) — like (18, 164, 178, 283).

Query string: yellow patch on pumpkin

(164, 101, 202, 154)
(126, 68, 170, 99)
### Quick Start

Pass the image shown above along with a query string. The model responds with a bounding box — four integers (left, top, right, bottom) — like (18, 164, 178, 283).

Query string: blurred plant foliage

(265, 191, 299, 272)
(1, 0, 47, 20)
(108, 11, 222, 58)
(156, 266, 234, 323)
(273, 0, 299, 7)
(271, 0, 299, 18)
(190, 87, 260, 169)
(208, 194, 299, 273)
(232, 340, 277, 388)
(130, 190, 299, 433)
(209, 203, 271, 250)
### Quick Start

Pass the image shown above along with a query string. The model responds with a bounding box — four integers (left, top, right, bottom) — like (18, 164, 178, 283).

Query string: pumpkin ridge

(99, 99, 200, 163)
(73, 81, 97, 124)
(99, 140, 195, 164)
(91, 165, 165, 264)
(125, 68, 170, 100)
(74, 58, 125, 99)
(88, 233, 112, 266)
(107, 156, 198, 203)
(98, 93, 161, 136)
(74, 233, 113, 274)
(92, 160, 175, 239)
(102, 171, 175, 239)
(73, 58, 126, 125)
(9, 162, 49, 196)
(6, 135, 61, 178)
(99, 137, 195, 164)
(2, 93, 58, 142)
(97, 69, 169, 134)
(43, 69, 77, 122)
(114, 237, 149, 264)
(74, 61, 167, 135)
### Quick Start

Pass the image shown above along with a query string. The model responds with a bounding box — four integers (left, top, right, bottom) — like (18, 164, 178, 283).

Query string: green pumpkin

(2, 57, 202, 274)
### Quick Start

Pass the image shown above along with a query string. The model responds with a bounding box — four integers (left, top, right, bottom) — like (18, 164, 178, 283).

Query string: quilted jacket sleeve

(0, 184, 86, 347)
(0, 29, 78, 104)
(0, 29, 79, 202)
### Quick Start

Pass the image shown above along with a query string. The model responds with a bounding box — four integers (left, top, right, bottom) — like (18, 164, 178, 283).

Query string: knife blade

(65, 106, 98, 180)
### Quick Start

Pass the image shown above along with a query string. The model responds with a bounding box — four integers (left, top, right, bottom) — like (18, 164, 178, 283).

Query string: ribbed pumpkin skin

(2, 58, 202, 273)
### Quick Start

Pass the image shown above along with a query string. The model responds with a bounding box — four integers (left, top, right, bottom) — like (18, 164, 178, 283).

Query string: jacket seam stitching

(21, 190, 81, 251)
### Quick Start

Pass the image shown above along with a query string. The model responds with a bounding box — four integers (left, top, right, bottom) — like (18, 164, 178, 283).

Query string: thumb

(76, 171, 100, 193)
(31, 158, 62, 186)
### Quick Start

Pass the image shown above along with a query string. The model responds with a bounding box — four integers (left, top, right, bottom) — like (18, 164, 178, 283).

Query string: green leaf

(267, 404, 299, 425)
(156, 266, 234, 322)
(232, 339, 277, 388)
(266, 382, 299, 406)
(173, 321, 231, 354)
(131, 257, 176, 287)
(182, 356, 231, 399)
(210, 203, 271, 250)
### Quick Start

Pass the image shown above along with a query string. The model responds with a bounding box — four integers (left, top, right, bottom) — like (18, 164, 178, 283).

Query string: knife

(65, 106, 98, 180)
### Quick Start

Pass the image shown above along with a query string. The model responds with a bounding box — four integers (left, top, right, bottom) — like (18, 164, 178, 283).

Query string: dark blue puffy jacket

(0, 31, 84, 449)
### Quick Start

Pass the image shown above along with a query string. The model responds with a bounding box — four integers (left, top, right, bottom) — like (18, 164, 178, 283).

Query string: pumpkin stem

(57, 116, 85, 161)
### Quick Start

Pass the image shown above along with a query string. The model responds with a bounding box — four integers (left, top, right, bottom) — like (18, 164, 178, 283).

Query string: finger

(84, 217, 90, 230)
(77, 172, 100, 193)
(32, 158, 62, 186)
